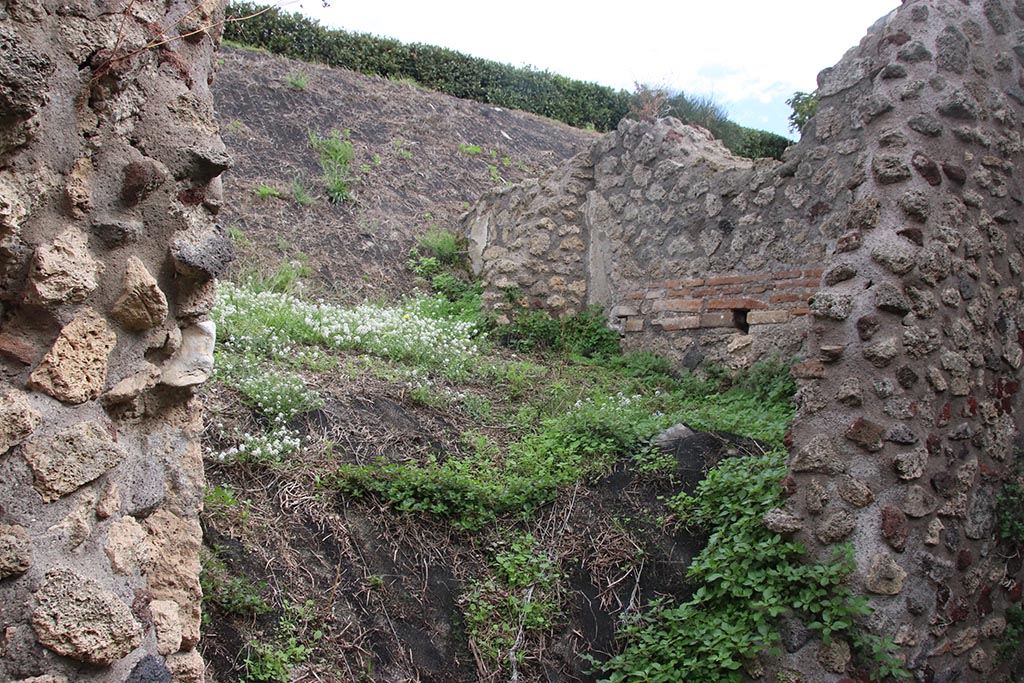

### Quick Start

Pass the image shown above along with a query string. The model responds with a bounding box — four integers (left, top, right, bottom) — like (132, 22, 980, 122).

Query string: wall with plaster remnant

(467, 1, 1024, 679)
(0, 0, 231, 680)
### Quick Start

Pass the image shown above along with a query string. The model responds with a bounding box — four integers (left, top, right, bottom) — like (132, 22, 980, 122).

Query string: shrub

(627, 85, 792, 160)
(500, 305, 620, 358)
(787, 91, 819, 136)
(223, 2, 630, 131)
(735, 128, 792, 160)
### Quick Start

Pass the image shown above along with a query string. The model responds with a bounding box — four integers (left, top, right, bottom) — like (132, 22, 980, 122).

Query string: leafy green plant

(285, 69, 308, 90)
(307, 128, 355, 203)
(486, 163, 506, 184)
(406, 248, 442, 279)
(329, 389, 672, 530)
(392, 139, 413, 160)
(712, 357, 798, 405)
(240, 257, 310, 295)
(500, 305, 620, 358)
(416, 226, 463, 265)
(243, 600, 322, 682)
(458, 142, 483, 155)
(201, 549, 271, 618)
(226, 225, 251, 248)
(204, 484, 251, 522)
(254, 183, 282, 200)
(599, 450, 905, 683)
(999, 604, 1024, 663)
(462, 533, 563, 671)
(787, 91, 819, 136)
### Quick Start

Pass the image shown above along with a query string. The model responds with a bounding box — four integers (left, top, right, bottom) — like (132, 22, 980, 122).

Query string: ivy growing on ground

(597, 449, 907, 683)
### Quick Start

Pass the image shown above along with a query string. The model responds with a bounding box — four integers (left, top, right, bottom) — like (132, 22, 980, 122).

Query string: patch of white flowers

(216, 426, 302, 465)
(216, 353, 324, 424)
(209, 281, 487, 466)
(213, 282, 483, 376)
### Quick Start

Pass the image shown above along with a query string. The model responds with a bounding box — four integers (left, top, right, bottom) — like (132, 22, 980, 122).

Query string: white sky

(284, 0, 900, 137)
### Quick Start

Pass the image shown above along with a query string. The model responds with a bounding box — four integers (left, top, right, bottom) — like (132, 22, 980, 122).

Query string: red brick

(748, 310, 792, 325)
(803, 268, 825, 278)
(623, 318, 645, 333)
(681, 278, 705, 287)
(791, 360, 825, 379)
(623, 292, 644, 301)
(700, 311, 735, 328)
(791, 307, 811, 316)
(656, 280, 682, 289)
(706, 274, 760, 286)
(771, 278, 824, 290)
(742, 285, 768, 295)
(770, 293, 804, 304)
(769, 269, 803, 280)
(656, 316, 700, 331)
(706, 297, 768, 310)
(653, 298, 703, 313)
(667, 289, 694, 297)
(717, 286, 745, 295)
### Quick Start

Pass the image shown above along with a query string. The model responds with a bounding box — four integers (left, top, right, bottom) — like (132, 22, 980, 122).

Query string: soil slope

(212, 45, 598, 302)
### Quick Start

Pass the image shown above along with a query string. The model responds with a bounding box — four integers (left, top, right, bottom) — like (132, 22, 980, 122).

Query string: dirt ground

(201, 48, 752, 683)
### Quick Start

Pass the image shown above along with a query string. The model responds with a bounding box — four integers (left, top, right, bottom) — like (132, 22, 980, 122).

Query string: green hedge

(223, 2, 630, 131)
(222, 3, 792, 159)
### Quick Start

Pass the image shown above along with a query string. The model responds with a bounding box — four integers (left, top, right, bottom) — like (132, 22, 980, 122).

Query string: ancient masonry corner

(467, 0, 1024, 680)
(1, 0, 231, 680)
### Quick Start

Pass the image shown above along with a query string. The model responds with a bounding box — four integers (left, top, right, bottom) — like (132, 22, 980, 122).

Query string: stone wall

(778, 1, 1023, 680)
(466, 115, 833, 368)
(467, 0, 1024, 679)
(0, 0, 230, 680)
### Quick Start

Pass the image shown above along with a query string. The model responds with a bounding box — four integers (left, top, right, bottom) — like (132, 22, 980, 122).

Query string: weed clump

(307, 128, 354, 203)
(499, 301, 621, 359)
